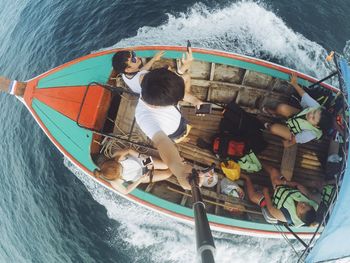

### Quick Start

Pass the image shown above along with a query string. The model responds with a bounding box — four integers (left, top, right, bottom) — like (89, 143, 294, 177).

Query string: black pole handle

(189, 169, 216, 263)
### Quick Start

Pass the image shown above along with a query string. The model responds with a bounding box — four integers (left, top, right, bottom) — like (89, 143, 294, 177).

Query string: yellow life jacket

(286, 107, 322, 140)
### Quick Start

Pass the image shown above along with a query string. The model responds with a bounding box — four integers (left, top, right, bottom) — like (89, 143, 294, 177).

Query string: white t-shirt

(122, 70, 149, 94)
(294, 93, 321, 143)
(119, 155, 143, 182)
(135, 99, 182, 139)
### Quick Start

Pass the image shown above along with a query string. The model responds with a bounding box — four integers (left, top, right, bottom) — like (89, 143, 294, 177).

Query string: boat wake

(111, 1, 334, 79)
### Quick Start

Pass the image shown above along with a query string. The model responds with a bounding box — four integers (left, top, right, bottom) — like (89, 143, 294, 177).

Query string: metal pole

(283, 223, 308, 248)
(307, 71, 338, 89)
(189, 169, 216, 263)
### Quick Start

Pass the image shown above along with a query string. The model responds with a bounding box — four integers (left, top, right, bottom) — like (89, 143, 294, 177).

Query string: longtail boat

(2, 46, 349, 261)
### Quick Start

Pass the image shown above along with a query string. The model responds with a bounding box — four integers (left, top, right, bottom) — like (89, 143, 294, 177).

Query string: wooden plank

(242, 70, 274, 89)
(167, 186, 262, 215)
(213, 64, 243, 84)
(209, 63, 215, 81)
(280, 144, 298, 180)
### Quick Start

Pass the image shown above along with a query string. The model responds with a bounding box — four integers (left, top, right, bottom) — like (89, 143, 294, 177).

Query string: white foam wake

(112, 1, 334, 79)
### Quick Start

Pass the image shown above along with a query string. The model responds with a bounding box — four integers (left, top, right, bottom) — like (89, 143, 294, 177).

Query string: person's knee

(269, 124, 285, 135)
(276, 104, 289, 115)
(270, 124, 292, 140)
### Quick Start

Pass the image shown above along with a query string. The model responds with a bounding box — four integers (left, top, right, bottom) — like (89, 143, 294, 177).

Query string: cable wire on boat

(273, 224, 302, 258)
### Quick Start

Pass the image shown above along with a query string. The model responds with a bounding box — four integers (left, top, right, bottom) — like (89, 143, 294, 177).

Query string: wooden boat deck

(98, 58, 331, 223)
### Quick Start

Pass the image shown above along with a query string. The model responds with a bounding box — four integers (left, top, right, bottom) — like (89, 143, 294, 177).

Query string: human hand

(283, 136, 296, 147)
(179, 47, 193, 73)
(289, 72, 298, 87)
(284, 180, 298, 187)
(154, 50, 165, 61)
(180, 164, 193, 190)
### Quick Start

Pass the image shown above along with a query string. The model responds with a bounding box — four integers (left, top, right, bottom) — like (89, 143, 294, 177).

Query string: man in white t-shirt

(137, 49, 202, 190)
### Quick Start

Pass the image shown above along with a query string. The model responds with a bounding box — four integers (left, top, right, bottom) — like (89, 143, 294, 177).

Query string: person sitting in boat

(135, 48, 203, 190)
(93, 148, 172, 195)
(240, 165, 318, 227)
(112, 49, 164, 93)
(264, 73, 332, 147)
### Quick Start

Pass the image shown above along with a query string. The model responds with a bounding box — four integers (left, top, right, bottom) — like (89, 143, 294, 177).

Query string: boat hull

(22, 46, 336, 239)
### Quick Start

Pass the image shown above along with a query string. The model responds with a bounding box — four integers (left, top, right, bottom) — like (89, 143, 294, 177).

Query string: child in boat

(264, 73, 333, 147)
(94, 148, 172, 195)
(241, 165, 318, 227)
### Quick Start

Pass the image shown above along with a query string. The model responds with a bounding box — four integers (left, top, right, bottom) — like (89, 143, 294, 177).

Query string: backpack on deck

(219, 100, 267, 154)
(197, 100, 267, 158)
(212, 133, 246, 159)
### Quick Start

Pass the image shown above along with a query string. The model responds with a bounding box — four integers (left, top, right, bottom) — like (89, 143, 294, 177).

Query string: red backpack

(212, 133, 246, 159)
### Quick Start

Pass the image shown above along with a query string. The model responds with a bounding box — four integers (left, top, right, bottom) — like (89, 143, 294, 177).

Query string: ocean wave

(110, 1, 333, 79)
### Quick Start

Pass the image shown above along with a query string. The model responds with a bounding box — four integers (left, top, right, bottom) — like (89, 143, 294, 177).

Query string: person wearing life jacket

(93, 148, 172, 195)
(241, 165, 318, 227)
(264, 73, 333, 147)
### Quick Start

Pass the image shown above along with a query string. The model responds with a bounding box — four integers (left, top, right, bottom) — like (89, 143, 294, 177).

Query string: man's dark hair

(112, 51, 130, 73)
(300, 207, 316, 226)
(318, 109, 333, 133)
(141, 68, 185, 106)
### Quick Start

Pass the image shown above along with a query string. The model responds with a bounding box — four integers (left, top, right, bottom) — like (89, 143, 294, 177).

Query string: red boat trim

(27, 46, 337, 92)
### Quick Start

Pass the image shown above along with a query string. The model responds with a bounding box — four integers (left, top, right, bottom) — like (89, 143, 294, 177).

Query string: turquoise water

(0, 1, 349, 262)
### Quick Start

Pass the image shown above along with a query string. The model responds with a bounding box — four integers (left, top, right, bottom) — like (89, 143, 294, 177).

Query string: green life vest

(272, 186, 318, 227)
(238, 151, 262, 173)
(286, 107, 323, 140)
(321, 184, 336, 207)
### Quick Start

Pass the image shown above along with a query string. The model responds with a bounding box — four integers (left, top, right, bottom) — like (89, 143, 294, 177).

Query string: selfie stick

(189, 169, 216, 263)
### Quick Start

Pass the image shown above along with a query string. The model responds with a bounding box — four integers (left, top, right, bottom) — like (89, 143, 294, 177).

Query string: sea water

(0, 1, 349, 262)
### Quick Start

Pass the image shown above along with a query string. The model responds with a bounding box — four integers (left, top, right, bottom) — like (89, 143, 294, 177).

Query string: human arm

(110, 176, 147, 195)
(176, 48, 203, 108)
(141, 51, 165, 71)
(290, 73, 320, 108)
(112, 148, 139, 161)
(177, 47, 193, 75)
(153, 131, 191, 190)
(294, 130, 316, 144)
(182, 73, 203, 108)
(283, 136, 296, 147)
(262, 188, 287, 222)
(300, 93, 320, 108)
(290, 73, 306, 97)
(295, 184, 313, 198)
